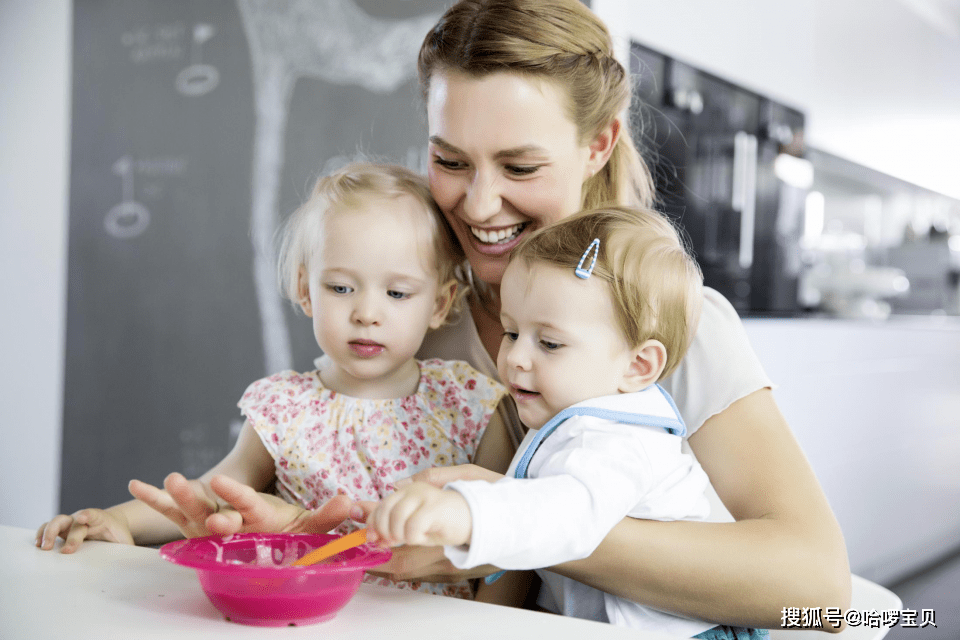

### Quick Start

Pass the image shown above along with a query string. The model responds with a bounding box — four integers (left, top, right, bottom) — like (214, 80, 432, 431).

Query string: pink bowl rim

(159, 532, 392, 575)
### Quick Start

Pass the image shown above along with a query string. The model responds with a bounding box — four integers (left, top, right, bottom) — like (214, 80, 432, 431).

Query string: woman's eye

(505, 164, 540, 177)
(540, 340, 562, 351)
(502, 331, 519, 342)
(434, 156, 466, 171)
(327, 284, 353, 294)
(387, 290, 411, 300)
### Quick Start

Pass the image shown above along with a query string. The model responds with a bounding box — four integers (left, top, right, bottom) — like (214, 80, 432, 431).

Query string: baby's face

(497, 260, 636, 429)
(304, 194, 451, 396)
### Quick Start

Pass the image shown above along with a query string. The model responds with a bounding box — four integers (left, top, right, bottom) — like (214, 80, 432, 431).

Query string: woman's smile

(468, 222, 527, 245)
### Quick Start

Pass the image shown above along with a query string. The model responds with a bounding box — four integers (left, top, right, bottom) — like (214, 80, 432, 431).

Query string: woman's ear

(618, 339, 667, 393)
(585, 117, 622, 179)
(297, 266, 314, 317)
(429, 279, 458, 329)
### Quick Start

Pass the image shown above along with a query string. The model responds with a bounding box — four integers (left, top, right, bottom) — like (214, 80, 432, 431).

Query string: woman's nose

(463, 170, 502, 223)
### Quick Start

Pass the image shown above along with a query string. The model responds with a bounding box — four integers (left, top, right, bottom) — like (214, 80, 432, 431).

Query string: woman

(139, 0, 850, 630)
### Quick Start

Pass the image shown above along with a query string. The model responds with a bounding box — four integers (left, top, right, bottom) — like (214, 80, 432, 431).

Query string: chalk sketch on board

(104, 156, 151, 239)
(236, 0, 441, 375)
(122, 22, 187, 64)
(176, 23, 220, 96)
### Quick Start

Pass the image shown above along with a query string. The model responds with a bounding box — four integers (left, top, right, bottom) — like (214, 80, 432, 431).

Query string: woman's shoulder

(662, 287, 773, 435)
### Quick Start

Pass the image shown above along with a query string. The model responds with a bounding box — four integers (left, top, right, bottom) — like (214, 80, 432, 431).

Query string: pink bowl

(160, 532, 391, 627)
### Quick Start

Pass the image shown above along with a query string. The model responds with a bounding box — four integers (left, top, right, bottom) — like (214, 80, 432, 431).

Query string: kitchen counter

(741, 315, 960, 584)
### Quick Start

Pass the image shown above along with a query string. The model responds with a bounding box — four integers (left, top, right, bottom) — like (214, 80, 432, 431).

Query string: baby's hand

(367, 482, 472, 548)
(35, 508, 133, 553)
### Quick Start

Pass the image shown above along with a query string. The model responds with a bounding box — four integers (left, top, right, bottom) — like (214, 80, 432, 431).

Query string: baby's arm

(36, 420, 276, 552)
(371, 419, 658, 571)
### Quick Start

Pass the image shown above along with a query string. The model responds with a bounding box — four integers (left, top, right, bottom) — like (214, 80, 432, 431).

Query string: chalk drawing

(236, 0, 440, 374)
(122, 23, 186, 64)
(176, 23, 220, 96)
(104, 156, 151, 239)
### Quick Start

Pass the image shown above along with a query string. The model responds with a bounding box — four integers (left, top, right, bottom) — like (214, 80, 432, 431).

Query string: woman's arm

(546, 389, 851, 629)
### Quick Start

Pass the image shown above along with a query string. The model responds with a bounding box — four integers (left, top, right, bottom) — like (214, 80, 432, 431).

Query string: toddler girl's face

(497, 260, 636, 429)
(301, 194, 453, 396)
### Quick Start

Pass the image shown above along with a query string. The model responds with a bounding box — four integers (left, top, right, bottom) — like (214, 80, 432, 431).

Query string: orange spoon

(293, 529, 368, 567)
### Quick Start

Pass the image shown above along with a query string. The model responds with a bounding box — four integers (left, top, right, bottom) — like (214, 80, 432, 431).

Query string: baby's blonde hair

(510, 206, 703, 380)
(277, 162, 466, 323)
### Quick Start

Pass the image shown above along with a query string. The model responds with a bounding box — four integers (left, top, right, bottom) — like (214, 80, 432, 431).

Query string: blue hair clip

(574, 238, 600, 279)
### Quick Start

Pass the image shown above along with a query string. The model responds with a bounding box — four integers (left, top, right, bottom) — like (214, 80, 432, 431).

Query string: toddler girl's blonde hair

(510, 206, 703, 381)
(277, 162, 466, 323)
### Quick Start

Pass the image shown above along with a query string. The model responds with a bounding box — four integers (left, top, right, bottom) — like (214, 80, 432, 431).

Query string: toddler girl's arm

(36, 420, 277, 552)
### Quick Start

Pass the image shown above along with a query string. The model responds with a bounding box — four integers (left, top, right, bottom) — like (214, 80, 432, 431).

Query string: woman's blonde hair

(277, 162, 466, 323)
(418, 0, 655, 210)
(510, 206, 702, 380)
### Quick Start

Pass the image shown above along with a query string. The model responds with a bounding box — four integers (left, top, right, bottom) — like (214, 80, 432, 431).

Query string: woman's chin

(463, 248, 509, 288)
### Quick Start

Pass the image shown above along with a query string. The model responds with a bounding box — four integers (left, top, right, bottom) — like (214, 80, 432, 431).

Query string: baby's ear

(618, 339, 667, 393)
(297, 266, 313, 317)
(429, 280, 458, 329)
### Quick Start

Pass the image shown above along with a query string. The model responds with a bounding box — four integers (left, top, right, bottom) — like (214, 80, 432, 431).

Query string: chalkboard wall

(62, 0, 453, 513)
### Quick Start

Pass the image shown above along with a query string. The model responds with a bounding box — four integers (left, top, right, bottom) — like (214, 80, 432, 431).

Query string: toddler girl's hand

(130, 473, 354, 538)
(367, 481, 472, 548)
(35, 508, 133, 553)
(128, 473, 224, 539)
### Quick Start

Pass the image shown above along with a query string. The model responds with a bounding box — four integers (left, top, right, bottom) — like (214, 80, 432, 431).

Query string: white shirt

(443, 388, 716, 636)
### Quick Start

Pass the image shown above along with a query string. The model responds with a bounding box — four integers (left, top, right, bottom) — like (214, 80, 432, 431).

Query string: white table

(0, 525, 681, 639)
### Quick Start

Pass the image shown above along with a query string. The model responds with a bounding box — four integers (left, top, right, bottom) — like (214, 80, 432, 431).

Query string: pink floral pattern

(238, 358, 505, 599)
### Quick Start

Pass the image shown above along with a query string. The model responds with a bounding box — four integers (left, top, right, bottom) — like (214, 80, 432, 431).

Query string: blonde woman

(127, 0, 850, 631)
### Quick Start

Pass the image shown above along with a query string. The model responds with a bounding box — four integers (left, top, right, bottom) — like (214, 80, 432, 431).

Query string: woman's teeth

(469, 223, 524, 244)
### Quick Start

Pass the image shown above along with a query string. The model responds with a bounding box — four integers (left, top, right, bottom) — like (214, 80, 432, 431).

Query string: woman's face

(426, 70, 601, 286)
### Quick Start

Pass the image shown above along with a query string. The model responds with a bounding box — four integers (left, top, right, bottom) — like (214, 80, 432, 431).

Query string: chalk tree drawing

(176, 23, 220, 96)
(236, 0, 440, 374)
(104, 155, 151, 239)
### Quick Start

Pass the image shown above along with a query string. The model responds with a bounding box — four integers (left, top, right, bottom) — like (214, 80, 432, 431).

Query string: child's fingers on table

(61, 521, 90, 553)
(35, 514, 74, 549)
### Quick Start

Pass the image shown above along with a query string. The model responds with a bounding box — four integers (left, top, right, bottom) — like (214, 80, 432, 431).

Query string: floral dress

(237, 358, 506, 599)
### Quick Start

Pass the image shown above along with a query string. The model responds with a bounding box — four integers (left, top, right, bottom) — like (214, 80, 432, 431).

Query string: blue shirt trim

(513, 385, 685, 480)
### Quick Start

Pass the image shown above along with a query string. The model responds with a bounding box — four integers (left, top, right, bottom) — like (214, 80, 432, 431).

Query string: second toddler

(370, 206, 769, 638)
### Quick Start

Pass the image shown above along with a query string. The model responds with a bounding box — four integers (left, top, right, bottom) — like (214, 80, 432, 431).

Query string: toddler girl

(368, 206, 769, 638)
(37, 162, 512, 600)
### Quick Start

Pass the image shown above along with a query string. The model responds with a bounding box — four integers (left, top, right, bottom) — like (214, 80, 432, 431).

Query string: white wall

(0, 0, 71, 528)
(595, 0, 960, 200)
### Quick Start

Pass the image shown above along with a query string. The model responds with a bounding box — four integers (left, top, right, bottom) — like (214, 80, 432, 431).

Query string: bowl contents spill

(160, 532, 391, 627)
